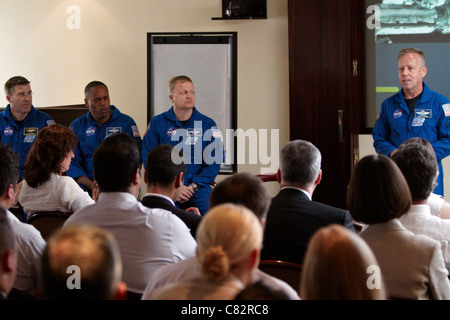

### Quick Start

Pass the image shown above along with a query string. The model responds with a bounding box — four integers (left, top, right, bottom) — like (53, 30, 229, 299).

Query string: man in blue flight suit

(373, 48, 450, 196)
(67, 81, 142, 194)
(0, 76, 54, 181)
(141, 75, 222, 215)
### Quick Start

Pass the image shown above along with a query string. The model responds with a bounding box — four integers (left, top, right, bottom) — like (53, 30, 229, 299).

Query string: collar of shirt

(143, 193, 175, 206)
(281, 186, 312, 200)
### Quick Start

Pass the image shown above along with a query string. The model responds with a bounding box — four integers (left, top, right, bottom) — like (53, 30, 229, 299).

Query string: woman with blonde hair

(150, 203, 263, 300)
(300, 224, 386, 300)
(19, 124, 94, 217)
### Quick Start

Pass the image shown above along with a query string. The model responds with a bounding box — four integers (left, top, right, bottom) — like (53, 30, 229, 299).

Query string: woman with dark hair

(347, 154, 450, 300)
(19, 124, 94, 217)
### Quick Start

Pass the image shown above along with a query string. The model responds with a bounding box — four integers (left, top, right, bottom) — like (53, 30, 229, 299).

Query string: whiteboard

(148, 33, 237, 173)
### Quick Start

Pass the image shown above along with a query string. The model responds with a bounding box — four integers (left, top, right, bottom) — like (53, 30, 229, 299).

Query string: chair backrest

(26, 211, 72, 241)
(258, 260, 302, 292)
(255, 173, 278, 182)
(126, 291, 142, 300)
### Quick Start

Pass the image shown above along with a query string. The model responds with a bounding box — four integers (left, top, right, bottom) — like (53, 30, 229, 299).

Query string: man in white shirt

(392, 141, 450, 272)
(64, 133, 197, 295)
(0, 143, 46, 298)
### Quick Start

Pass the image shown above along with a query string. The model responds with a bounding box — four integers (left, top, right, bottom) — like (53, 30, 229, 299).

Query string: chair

(258, 260, 303, 292)
(26, 211, 72, 241)
(255, 173, 278, 183)
(126, 290, 143, 300)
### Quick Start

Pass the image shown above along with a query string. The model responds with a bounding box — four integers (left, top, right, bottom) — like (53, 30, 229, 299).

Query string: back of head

(391, 142, 438, 201)
(4, 76, 30, 95)
(301, 224, 385, 300)
(93, 133, 141, 192)
(209, 172, 271, 221)
(280, 140, 321, 188)
(0, 144, 19, 195)
(145, 144, 186, 186)
(40, 224, 122, 300)
(196, 203, 263, 281)
(346, 154, 411, 224)
(23, 124, 78, 188)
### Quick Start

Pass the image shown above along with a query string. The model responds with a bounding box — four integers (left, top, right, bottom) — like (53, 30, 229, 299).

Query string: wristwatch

(190, 182, 200, 192)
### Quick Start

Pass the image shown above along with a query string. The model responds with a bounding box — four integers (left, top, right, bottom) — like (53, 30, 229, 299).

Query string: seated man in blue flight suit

(373, 48, 450, 196)
(141, 75, 222, 215)
(1, 76, 54, 181)
(67, 81, 142, 194)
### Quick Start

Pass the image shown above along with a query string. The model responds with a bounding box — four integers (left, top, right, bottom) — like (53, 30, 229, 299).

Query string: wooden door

(288, 0, 366, 209)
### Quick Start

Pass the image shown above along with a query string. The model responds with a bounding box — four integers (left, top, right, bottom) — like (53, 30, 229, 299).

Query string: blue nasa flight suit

(142, 107, 222, 215)
(372, 82, 450, 196)
(0, 105, 54, 180)
(67, 105, 142, 184)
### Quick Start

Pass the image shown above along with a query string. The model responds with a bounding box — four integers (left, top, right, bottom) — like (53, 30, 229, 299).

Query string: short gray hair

(280, 140, 321, 188)
(398, 48, 426, 67)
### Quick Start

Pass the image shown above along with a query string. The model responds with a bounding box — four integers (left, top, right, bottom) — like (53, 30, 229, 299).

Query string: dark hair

(93, 133, 141, 192)
(347, 154, 411, 224)
(209, 172, 271, 220)
(84, 81, 108, 99)
(0, 144, 19, 195)
(23, 124, 78, 188)
(4, 76, 30, 95)
(235, 280, 290, 300)
(145, 144, 186, 186)
(392, 142, 438, 201)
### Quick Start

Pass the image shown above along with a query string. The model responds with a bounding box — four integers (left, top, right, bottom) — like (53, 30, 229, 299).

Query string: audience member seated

(141, 172, 300, 300)
(19, 124, 94, 218)
(392, 140, 450, 272)
(141, 144, 201, 239)
(39, 224, 127, 300)
(0, 209, 17, 300)
(149, 203, 262, 300)
(64, 133, 197, 295)
(347, 154, 450, 300)
(400, 137, 450, 219)
(0, 144, 46, 297)
(300, 224, 386, 300)
(234, 280, 291, 300)
(261, 139, 355, 265)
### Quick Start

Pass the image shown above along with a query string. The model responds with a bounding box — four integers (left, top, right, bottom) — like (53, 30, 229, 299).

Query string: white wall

(359, 134, 450, 202)
(0, 0, 289, 196)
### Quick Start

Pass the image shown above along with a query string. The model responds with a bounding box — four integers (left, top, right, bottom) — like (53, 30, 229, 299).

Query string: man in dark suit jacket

(261, 140, 355, 265)
(141, 144, 201, 238)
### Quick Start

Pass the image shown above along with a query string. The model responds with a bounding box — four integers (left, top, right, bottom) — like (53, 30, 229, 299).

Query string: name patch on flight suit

(412, 118, 425, 127)
(415, 109, 432, 118)
(23, 127, 38, 143)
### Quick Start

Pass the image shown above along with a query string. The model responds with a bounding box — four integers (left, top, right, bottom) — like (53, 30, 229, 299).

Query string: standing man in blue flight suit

(141, 75, 222, 215)
(1, 76, 54, 181)
(67, 81, 142, 194)
(373, 48, 450, 196)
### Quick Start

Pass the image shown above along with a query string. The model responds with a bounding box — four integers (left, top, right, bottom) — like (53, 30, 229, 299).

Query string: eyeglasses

(15, 91, 33, 98)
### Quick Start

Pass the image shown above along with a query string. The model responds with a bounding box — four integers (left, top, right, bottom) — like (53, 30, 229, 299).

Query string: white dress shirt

(64, 192, 197, 293)
(5, 210, 46, 296)
(19, 173, 95, 216)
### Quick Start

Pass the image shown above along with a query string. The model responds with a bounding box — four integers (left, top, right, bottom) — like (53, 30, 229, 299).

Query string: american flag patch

(443, 104, 450, 117)
(212, 126, 222, 139)
(132, 126, 141, 137)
